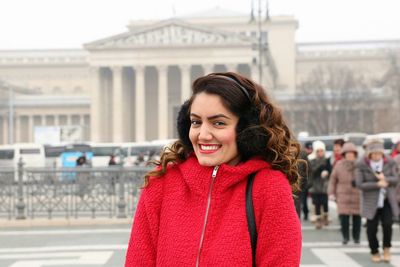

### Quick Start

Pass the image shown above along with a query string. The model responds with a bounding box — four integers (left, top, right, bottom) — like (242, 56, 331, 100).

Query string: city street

(1, 211, 400, 267)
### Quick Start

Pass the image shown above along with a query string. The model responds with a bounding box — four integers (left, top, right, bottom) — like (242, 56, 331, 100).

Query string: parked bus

(122, 139, 176, 166)
(44, 144, 67, 167)
(0, 143, 45, 169)
(90, 142, 122, 167)
(0, 143, 46, 181)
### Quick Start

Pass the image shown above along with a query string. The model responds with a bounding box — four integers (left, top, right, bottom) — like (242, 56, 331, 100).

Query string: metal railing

(0, 160, 151, 220)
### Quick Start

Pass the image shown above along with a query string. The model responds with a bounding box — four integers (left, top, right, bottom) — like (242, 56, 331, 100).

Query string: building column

(2, 115, 8, 144)
(203, 64, 214, 75)
(157, 65, 168, 140)
(90, 67, 102, 142)
(180, 64, 191, 103)
(66, 115, 71, 125)
(28, 116, 33, 143)
(54, 115, 59, 126)
(15, 115, 20, 143)
(112, 66, 124, 142)
(135, 65, 146, 142)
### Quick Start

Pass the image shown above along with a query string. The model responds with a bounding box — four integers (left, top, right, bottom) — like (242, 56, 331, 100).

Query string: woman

(390, 141, 400, 163)
(125, 72, 302, 266)
(355, 138, 399, 263)
(309, 140, 331, 229)
(328, 142, 361, 244)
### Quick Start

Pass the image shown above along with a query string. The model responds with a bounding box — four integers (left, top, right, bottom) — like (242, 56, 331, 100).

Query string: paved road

(1, 214, 400, 266)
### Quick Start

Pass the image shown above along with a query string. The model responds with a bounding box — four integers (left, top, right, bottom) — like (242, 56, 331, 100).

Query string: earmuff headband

(213, 75, 252, 102)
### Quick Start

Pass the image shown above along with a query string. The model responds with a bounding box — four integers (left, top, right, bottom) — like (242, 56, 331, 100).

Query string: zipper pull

(212, 165, 219, 178)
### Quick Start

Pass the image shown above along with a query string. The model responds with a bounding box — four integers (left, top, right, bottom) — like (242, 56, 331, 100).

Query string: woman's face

(316, 149, 325, 158)
(189, 92, 240, 166)
(344, 151, 356, 161)
(370, 152, 383, 162)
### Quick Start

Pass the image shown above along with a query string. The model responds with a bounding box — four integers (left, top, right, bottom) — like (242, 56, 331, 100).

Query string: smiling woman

(125, 72, 302, 267)
(189, 93, 240, 166)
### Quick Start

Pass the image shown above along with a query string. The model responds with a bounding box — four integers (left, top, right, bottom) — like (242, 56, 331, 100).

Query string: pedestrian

(125, 72, 302, 266)
(330, 138, 345, 167)
(392, 141, 400, 221)
(296, 142, 312, 221)
(309, 140, 332, 229)
(355, 138, 399, 263)
(108, 154, 117, 166)
(76, 154, 87, 166)
(391, 141, 400, 164)
(328, 142, 361, 245)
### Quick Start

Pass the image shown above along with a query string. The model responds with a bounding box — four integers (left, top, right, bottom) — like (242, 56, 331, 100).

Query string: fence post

(116, 168, 127, 218)
(16, 157, 26, 220)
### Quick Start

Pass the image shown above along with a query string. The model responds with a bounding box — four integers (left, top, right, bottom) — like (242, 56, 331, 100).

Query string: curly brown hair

(145, 72, 301, 192)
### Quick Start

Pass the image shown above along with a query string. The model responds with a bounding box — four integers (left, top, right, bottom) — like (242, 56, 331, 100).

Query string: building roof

(85, 18, 253, 50)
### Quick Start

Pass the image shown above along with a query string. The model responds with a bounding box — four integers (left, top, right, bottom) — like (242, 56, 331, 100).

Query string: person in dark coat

(355, 138, 399, 263)
(295, 143, 312, 220)
(309, 140, 332, 229)
(108, 154, 117, 166)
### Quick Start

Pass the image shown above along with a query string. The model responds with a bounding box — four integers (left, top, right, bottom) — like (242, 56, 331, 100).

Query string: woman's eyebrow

(190, 113, 231, 120)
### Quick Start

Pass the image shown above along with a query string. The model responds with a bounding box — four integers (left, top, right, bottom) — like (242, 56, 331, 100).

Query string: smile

(199, 144, 221, 153)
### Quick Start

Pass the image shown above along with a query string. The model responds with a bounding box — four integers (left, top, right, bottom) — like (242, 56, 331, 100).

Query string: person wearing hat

(355, 138, 399, 263)
(309, 140, 332, 229)
(328, 142, 361, 245)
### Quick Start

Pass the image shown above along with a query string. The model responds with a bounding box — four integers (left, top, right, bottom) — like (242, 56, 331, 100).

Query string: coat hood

(178, 154, 270, 196)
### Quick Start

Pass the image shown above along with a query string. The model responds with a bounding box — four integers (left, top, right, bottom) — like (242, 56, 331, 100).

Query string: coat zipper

(195, 165, 219, 267)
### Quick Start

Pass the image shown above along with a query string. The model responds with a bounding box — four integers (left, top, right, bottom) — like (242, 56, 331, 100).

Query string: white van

(90, 142, 122, 167)
(0, 143, 46, 169)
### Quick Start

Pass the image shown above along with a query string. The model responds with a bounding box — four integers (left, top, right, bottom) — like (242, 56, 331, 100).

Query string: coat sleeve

(385, 161, 399, 186)
(355, 165, 379, 191)
(327, 165, 338, 196)
(125, 180, 162, 267)
(253, 170, 302, 266)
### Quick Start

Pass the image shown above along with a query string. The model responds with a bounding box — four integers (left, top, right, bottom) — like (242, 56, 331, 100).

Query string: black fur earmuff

(236, 106, 269, 161)
(177, 100, 193, 151)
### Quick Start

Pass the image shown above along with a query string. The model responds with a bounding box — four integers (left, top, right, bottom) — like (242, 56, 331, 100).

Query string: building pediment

(85, 19, 253, 49)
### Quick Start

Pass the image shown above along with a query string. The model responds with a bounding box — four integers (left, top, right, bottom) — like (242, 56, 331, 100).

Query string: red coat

(125, 155, 302, 266)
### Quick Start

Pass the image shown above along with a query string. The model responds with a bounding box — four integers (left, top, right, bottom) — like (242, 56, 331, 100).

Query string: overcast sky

(0, 0, 399, 49)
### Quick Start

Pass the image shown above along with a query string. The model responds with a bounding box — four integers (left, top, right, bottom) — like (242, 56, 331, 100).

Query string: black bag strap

(246, 173, 257, 267)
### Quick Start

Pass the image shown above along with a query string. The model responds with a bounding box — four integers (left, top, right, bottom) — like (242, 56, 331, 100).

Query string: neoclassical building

(0, 8, 399, 144)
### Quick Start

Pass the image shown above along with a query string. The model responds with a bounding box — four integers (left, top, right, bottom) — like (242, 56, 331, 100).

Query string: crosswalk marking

(0, 245, 126, 253)
(311, 248, 363, 267)
(301, 247, 400, 267)
(0, 229, 130, 235)
(1, 242, 400, 266)
(4, 251, 113, 267)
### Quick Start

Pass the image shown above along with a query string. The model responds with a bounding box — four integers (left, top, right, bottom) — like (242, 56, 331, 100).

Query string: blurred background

(0, 0, 399, 146)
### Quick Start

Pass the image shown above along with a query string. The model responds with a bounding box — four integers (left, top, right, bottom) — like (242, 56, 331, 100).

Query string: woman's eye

(214, 121, 226, 126)
(190, 120, 200, 126)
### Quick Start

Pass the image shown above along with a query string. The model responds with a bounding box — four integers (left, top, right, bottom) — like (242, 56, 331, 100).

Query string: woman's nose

(198, 124, 213, 140)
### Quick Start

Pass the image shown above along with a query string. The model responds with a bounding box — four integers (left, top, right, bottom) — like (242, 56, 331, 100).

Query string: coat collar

(178, 154, 270, 197)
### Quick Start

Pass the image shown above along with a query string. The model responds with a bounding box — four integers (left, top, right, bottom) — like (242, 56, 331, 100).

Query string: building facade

(0, 8, 399, 144)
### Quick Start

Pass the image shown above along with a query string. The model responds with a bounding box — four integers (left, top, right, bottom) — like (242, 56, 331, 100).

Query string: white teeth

(200, 145, 220, 151)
